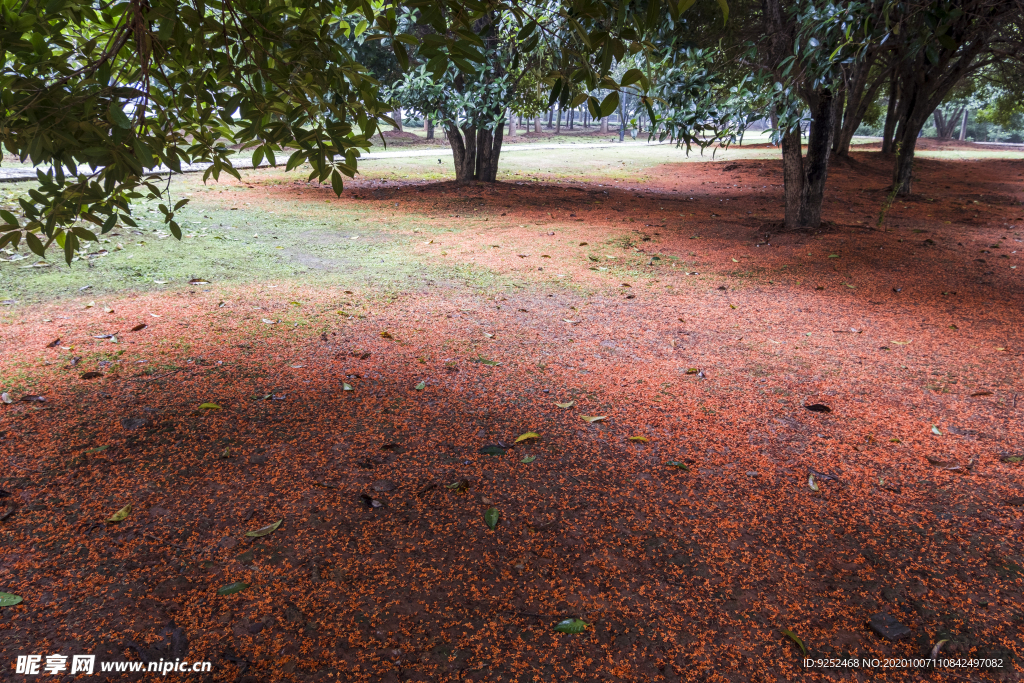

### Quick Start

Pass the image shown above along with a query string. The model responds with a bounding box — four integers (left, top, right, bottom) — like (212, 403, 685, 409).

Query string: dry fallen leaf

(514, 432, 540, 443)
(554, 401, 575, 409)
(581, 416, 607, 423)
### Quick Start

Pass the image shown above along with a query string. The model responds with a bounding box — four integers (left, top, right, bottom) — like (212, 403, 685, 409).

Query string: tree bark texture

(835, 57, 888, 156)
(446, 121, 504, 183)
(798, 91, 839, 227)
(884, 0, 1012, 194)
(933, 107, 965, 138)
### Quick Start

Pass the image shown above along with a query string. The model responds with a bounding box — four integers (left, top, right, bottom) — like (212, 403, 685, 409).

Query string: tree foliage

(1, 0, 389, 262)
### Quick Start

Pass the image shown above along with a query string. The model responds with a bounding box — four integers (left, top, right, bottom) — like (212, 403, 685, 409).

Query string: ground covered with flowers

(1, 142, 1022, 681)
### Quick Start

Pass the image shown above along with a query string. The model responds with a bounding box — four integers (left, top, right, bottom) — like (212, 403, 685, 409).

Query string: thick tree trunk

(798, 91, 838, 227)
(556, 108, 561, 134)
(507, 109, 516, 137)
(547, 108, 553, 129)
(426, 119, 434, 141)
(486, 124, 503, 181)
(600, 116, 609, 134)
(892, 130, 918, 195)
(959, 109, 969, 140)
(534, 116, 541, 133)
(781, 128, 804, 229)
(446, 123, 504, 183)
(393, 108, 403, 132)
(933, 107, 964, 138)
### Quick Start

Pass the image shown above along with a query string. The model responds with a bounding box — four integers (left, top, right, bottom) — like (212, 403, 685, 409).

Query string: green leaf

(343, 383, 353, 391)
(0, 592, 23, 607)
(245, 519, 282, 538)
(107, 504, 131, 523)
(471, 355, 500, 366)
(0, 209, 17, 226)
(629, 436, 648, 442)
(599, 91, 619, 118)
(514, 432, 539, 443)
(931, 425, 942, 436)
(667, 461, 690, 471)
(781, 628, 807, 655)
(217, 581, 249, 596)
(84, 445, 109, 454)
(717, 0, 729, 25)
(520, 455, 536, 463)
(24, 231, 45, 257)
(252, 145, 265, 168)
(483, 507, 500, 530)
(478, 445, 507, 455)
(414, 381, 426, 391)
(199, 402, 222, 410)
(553, 618, 589, 634)
(109, 104, 132, 130)
(620, 69, 644, 88)
(446, 479, 469, 492)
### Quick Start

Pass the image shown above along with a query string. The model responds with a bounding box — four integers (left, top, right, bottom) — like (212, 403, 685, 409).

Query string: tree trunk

(393, 107, 403, 132)
(426, 119, 434, 140)
(891, 94, 930, 195)
(836, 60, 887, 156)
(881, 76, 899, 154)
(933, 107, 964, 138)
(446, 122, 504, 183)
(798, 90, 838, 227)
(892, 129, 919, 195)
(534, 116, 541, 133)
(600, 116, 609, 134)
(507, 108, 516, 137)
(568, 108, 574, 130)
(556, 107, 561, 134)
(781, 128, 804, 228)
(959, 109, 968, 140)
(830, 91, 846, 154)
(547, 108, 553, 129)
